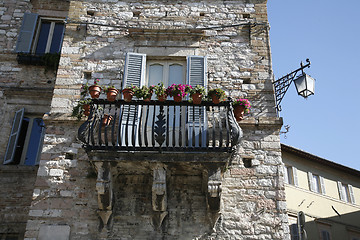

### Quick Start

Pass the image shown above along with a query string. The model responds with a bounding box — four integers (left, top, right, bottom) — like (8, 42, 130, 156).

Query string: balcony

(78, 98, 242, 153)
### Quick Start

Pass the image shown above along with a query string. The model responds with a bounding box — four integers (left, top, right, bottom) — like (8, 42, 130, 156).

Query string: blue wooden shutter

(121, 53, 146, 146)
(15, 13, 38, 53)
(4, 108, 25, 164)
(187, 55, 207, 146)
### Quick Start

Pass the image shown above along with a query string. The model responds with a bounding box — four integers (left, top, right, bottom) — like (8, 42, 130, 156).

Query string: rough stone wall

(0, 0, 70, 238)
(13, 0, 289, 239)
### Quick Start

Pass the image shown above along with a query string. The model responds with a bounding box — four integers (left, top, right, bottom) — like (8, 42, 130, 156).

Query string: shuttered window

(15, 13, 65, 55)
(3, 110, 44, 165)
(338, 181, 355, 204)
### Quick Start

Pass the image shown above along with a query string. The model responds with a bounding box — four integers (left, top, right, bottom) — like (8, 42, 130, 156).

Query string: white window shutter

(121, 53, 146, 146)
(320, 176, 326, 195)
(292, 167, 298, 186)
(15, 13, 38, 53)
(186, 55, 207, 146)
(337, 181, 345, 201)
(123, 52, 146, 89)
(308, 172, 314, 192)
(4, 108, 25, 164)
(283, 165, 289, 184)
(349, 184, 355, 204)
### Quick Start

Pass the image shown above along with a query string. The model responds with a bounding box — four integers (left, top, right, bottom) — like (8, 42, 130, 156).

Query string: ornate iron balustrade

(78, 99, 242, 153)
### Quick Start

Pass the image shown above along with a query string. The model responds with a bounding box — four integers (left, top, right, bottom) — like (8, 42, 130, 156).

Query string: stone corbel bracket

(151, 164, 168, 229)
(94, 162, 113, 228)
(206, 167, 222, 212)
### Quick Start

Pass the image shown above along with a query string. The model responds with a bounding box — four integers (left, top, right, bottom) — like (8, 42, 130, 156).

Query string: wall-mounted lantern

(273, 59, 315, 112)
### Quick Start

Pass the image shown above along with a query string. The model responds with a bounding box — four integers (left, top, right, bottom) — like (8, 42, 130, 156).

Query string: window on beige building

(308, 172, 326, 194)
(284, 165, 298, 186)
(337, 181, 355, 204)
(318, 223, 332, 240)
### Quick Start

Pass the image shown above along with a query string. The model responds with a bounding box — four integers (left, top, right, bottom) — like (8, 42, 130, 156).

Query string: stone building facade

(0, 0, 290, 239)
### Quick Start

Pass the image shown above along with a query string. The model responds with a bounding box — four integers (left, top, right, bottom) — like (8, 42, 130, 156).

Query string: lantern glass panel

(294, 74, 315, 98)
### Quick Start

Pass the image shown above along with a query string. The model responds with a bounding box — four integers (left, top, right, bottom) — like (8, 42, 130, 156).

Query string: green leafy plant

(189, 85, 206, 95)
(208, 88, 226, 100)
(154, 82, 166, 97)
(71, 98, 92, 120)
(103, 85, 117, 93)
(134, 85, 154, 99)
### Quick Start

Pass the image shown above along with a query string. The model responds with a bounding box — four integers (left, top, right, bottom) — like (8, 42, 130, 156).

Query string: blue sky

(267, 1, 360, 170)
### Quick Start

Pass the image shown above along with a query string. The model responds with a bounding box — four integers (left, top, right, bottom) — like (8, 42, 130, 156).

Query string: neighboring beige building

(282, 144, 360, 240)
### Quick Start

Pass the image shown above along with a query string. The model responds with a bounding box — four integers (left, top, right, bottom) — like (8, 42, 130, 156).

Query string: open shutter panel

(187, 56, 207, 123)
(15, 13, 38, 53)
(337, 181, 345, 201)
(121, 53, 146, 146)
(320, 176, 326, 195)
(283, 166, 289, 184)
(349, 184, 355, 204)
(308, 172, 314, 192)
(187, 56, 207, 147)
(3, 108, 25, 164)
(292, 167, 298, 186)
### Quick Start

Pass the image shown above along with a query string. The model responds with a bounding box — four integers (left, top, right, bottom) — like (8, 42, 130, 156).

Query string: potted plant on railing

(104, 85, 119, 102)
(88, 79, 102, 99)
(80, 83, 89, 98)
(232, 97, 251, 121)
(166, 84, 192, 102)
(71, 98, 92, 120)
(122, 85, 138, 102)
(208, 88, 226, 104)
(154, 82, 167, 102)
(189, 85, 206, 104)
(134, 85, 155, 101)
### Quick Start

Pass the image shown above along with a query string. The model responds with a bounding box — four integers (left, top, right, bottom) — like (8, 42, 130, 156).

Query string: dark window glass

(49, 23, 64, 53)
(35, 22, 51, 54)
(24, 118, 44, 165)
(13, 117, 29, 164)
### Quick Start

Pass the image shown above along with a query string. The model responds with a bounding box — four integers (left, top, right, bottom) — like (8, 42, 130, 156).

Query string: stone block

(38, 225, 70, 240)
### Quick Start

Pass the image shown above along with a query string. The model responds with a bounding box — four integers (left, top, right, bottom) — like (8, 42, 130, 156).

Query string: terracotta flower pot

(106, 88, 119, 102)
(82, 104, 90, 116)
(234, 105, 245, 121)
(122, 88, 134, 102)
(173, 95, 183, 103)
(89, 85, 102, 99)
(191, 93, 202, 105)
(144, 97, 151, 102)
(157, 94, 167, 102)
(102, 114, 113, 126)
(211, 95, 221, 104)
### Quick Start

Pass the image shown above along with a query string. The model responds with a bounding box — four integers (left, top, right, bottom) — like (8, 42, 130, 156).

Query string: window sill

(0, 164, 38, 173)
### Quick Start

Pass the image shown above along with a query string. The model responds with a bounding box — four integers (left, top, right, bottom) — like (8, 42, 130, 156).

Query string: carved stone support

(151, 164, 167, 229)
(206, 167, 222, 212)
(94, 162, 113, 228)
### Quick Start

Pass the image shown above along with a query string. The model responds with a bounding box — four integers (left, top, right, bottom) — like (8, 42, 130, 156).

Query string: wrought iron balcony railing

(78, 99, 242, 153)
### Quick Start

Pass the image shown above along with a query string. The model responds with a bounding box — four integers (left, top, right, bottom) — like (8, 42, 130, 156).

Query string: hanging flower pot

(232, 97, 251, 121)
(173, 95, 183, 102)
(191, 93, 203, 104)
(89, 85, 102, 99)
(106, 87, 119, 102)
(233, 105, 245, 121)
(122, 88, 134, 102)
(157, 94, 167, 102)
(82, 104, 90, 116)
(102, 114, 113, 126)
(208, 88, 226, 104)
(211, 95, 221, 104)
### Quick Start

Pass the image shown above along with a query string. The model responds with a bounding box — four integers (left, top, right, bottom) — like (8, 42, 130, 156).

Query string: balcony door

(121, 53, 207, 148)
